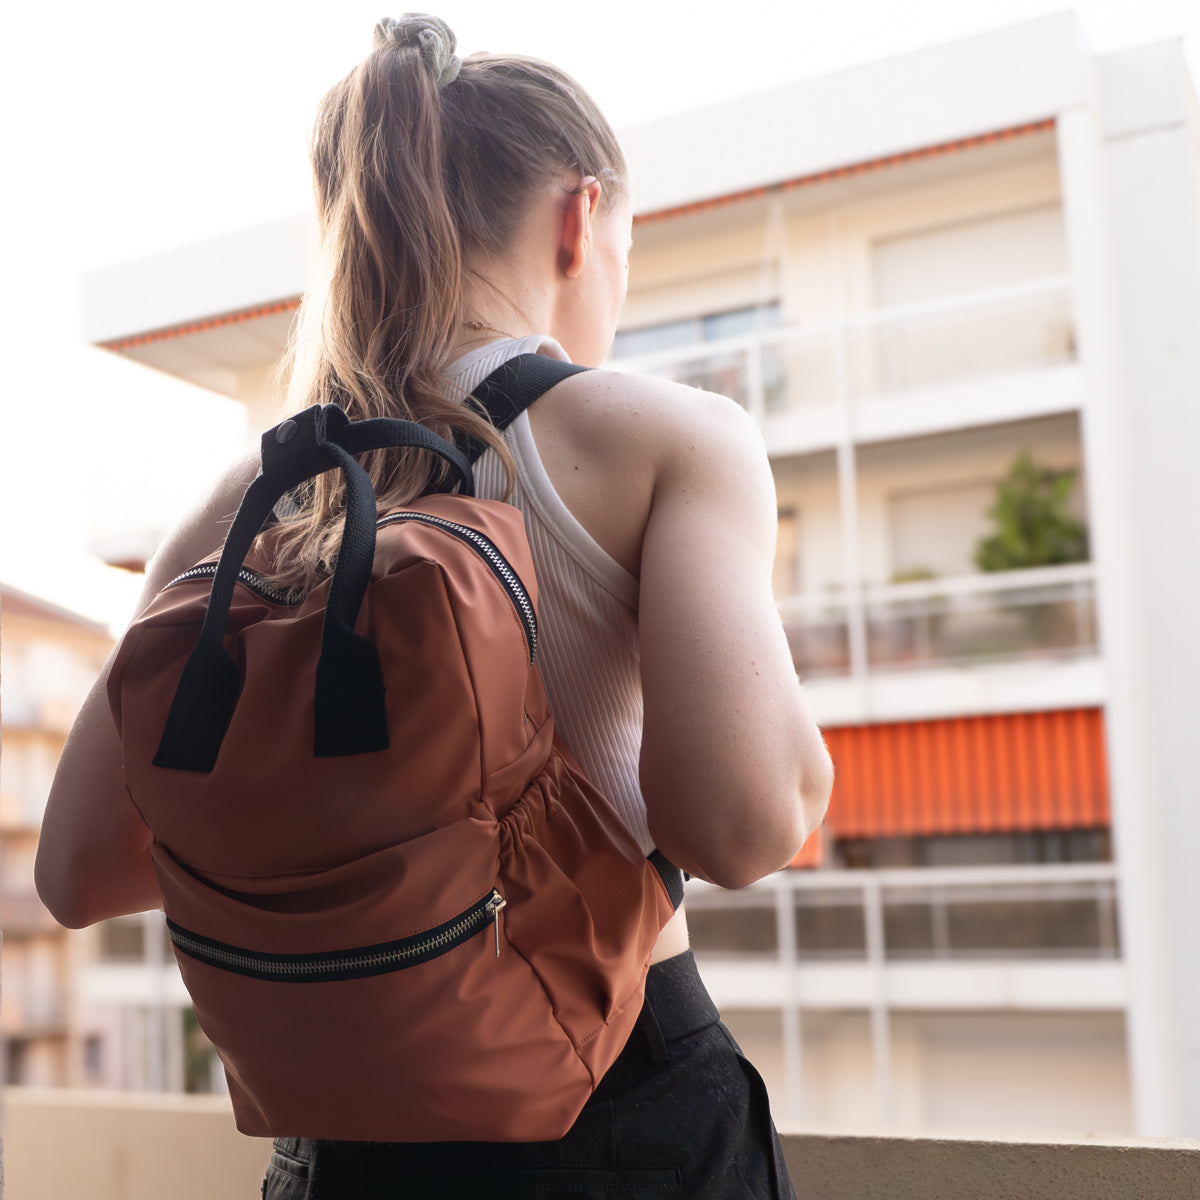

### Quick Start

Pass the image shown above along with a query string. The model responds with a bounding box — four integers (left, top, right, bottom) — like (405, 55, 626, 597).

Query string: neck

(451, 259, 553, 359)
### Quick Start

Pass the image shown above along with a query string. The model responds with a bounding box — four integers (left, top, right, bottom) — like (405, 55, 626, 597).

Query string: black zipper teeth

(164, 563, 301, 607)
(166, 890, 505, 983)
(378, 511, 538, 661)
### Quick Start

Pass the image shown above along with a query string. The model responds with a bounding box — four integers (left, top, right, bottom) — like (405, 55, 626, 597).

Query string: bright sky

(2, 0, 1198, 628)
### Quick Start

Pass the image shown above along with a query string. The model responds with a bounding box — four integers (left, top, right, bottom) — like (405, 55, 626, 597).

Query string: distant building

(78, 15, 1200, 1136)
(1, 585, 112, 1086)
(1, 584, 214, 1094)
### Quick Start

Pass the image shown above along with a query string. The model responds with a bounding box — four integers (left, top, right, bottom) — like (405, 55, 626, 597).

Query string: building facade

(1, 585, 113, 1087)
(76, 15, 1200, 1136)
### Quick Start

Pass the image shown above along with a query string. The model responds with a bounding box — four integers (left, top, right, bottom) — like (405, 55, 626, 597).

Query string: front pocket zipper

(166, 890, 506, 983)
(377, 511, 537, 663)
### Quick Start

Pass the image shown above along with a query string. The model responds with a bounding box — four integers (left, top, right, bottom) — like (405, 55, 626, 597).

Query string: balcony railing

(778, 562, 1097, 678)
(1, 889, 63, 935)
(1, 987, 69, 1033)
(611, 276, 1075, 418)
(686, 861, 1120, 964)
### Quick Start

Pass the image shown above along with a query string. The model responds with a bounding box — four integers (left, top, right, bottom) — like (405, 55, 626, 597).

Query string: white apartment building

(76, 14, 1200, 1138)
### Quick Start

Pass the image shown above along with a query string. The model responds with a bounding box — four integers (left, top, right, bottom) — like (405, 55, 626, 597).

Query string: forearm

(35, 659, 160, 927)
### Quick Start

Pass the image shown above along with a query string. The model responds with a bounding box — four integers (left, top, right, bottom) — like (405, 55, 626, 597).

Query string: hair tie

(373, 14, 462, 88)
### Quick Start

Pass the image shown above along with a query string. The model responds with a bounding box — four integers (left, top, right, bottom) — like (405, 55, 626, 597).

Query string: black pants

(262, 951, 797, 1199)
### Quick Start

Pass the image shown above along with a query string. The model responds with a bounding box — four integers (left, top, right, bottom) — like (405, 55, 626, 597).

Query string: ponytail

(270, 16, 624, 592)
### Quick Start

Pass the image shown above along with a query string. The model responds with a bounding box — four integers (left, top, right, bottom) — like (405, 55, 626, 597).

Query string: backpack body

(107, 362, 678, 1141)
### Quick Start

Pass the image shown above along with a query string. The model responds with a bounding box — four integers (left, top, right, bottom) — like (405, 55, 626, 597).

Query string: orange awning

(819, 708, 1110, 840)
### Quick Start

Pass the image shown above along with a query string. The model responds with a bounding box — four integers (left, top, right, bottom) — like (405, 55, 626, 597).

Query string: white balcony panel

(882, 961, 1127, 1010)
(850, 363, 1083, 445)
(808, 653, 1107, 726)
(81, 965, 192, 1007)
(764, 404, 843, 457)
(696, 958, 1127, 1013)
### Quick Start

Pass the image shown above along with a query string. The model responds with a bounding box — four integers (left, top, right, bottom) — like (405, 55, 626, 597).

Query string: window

(774, 509, 801, 600)
(611, 302, 781, 361)
(611, 303, 783, 412)
(872, 206, 1068, 307)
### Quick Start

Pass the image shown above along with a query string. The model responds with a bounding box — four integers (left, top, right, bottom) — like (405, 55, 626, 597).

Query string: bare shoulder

(539, 367, 764, 473)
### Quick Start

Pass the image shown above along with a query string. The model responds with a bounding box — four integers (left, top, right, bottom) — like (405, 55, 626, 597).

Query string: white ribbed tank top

(447, 336, 653, 854)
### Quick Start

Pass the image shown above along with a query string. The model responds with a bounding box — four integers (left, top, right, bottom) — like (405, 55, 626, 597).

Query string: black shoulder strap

(462, 354, 688, 909)
(648, 850, 686, 911)
(458, 354, 590, 463)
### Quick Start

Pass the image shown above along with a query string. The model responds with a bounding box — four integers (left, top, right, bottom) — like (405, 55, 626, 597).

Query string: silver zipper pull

(485, 892, 507, 958)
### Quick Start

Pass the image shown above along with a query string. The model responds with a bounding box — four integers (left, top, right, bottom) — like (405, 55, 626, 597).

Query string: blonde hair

(269, 19, 626, 591)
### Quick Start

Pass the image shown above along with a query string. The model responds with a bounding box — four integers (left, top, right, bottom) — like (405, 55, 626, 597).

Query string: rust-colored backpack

(108, 356, 681, 1141)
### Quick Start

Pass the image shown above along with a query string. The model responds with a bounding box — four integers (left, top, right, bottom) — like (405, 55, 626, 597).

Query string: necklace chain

(464, 319, 520, 341)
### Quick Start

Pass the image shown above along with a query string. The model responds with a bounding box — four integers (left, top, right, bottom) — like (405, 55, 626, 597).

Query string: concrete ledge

(781, 1131, 1200, 1200)
(5, 1089, 1199, 1200)
(4, 1088, 269, 1200)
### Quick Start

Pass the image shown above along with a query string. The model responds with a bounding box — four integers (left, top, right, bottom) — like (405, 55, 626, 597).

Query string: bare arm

(637, 390, 833, 889)
(35, 451, 260, 928)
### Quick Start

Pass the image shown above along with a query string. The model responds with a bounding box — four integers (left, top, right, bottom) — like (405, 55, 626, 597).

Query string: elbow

(34, 859, 89, 930)
(642, 737, 835, 892)
(649, 787, 823, 893)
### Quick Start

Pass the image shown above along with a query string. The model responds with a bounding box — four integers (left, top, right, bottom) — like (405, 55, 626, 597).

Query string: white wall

(723, 1007, 1130, 1138)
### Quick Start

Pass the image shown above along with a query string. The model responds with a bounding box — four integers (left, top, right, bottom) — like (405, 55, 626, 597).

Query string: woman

(37, 15, 832, 1199)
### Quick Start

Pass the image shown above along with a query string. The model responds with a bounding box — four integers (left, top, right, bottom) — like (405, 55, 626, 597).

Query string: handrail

(609, 275, 1074, 374)
(686, 860, 1119, 898)
(777, 561, 1095, 616)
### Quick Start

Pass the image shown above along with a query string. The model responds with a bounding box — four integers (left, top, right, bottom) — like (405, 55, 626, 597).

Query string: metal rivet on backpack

(275, 420, 297, 445)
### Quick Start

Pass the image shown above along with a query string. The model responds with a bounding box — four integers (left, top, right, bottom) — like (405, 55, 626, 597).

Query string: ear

(559, 178, 603, 279)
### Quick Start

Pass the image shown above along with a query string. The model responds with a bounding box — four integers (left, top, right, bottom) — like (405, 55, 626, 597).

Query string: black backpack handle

(153, 354, 588, 773)
(153, 405, 473, 771)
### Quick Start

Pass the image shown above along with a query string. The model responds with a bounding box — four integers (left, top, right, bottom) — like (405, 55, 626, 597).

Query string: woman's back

(36, 16, 832, 1196)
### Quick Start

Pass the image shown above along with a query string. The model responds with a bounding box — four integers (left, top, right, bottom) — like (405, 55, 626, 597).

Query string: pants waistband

(640, 949, 720, 1043)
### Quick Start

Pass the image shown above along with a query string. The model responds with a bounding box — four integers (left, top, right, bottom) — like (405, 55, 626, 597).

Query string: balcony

(611, 276, 1080, 453)
(776, 563, 1102, 723)
(0, 689, 82, 737)
(781, 562, 1098, 679)
(687, 863, 1124, 1012)
(688, 864, 1126, 1133)
(1, 987, 69, 1035)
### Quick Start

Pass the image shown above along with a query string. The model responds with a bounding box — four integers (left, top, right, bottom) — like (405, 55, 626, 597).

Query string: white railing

(690, 862, 1122, 1130)
(686, 861, 1121, 963)
(611, 276, 1075, 418)
(777, 562, 1097, 678)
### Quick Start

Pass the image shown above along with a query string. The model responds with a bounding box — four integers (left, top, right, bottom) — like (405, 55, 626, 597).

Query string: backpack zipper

(164, 517, 538, 663)
(377, 511, 538, 662)
(164, 563, 302, 607)
(166, 890, 507, 983)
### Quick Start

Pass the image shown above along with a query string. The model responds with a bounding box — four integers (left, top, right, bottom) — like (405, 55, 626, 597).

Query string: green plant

(889, 565, 938, 585)
(974, 452, 1088, 572)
